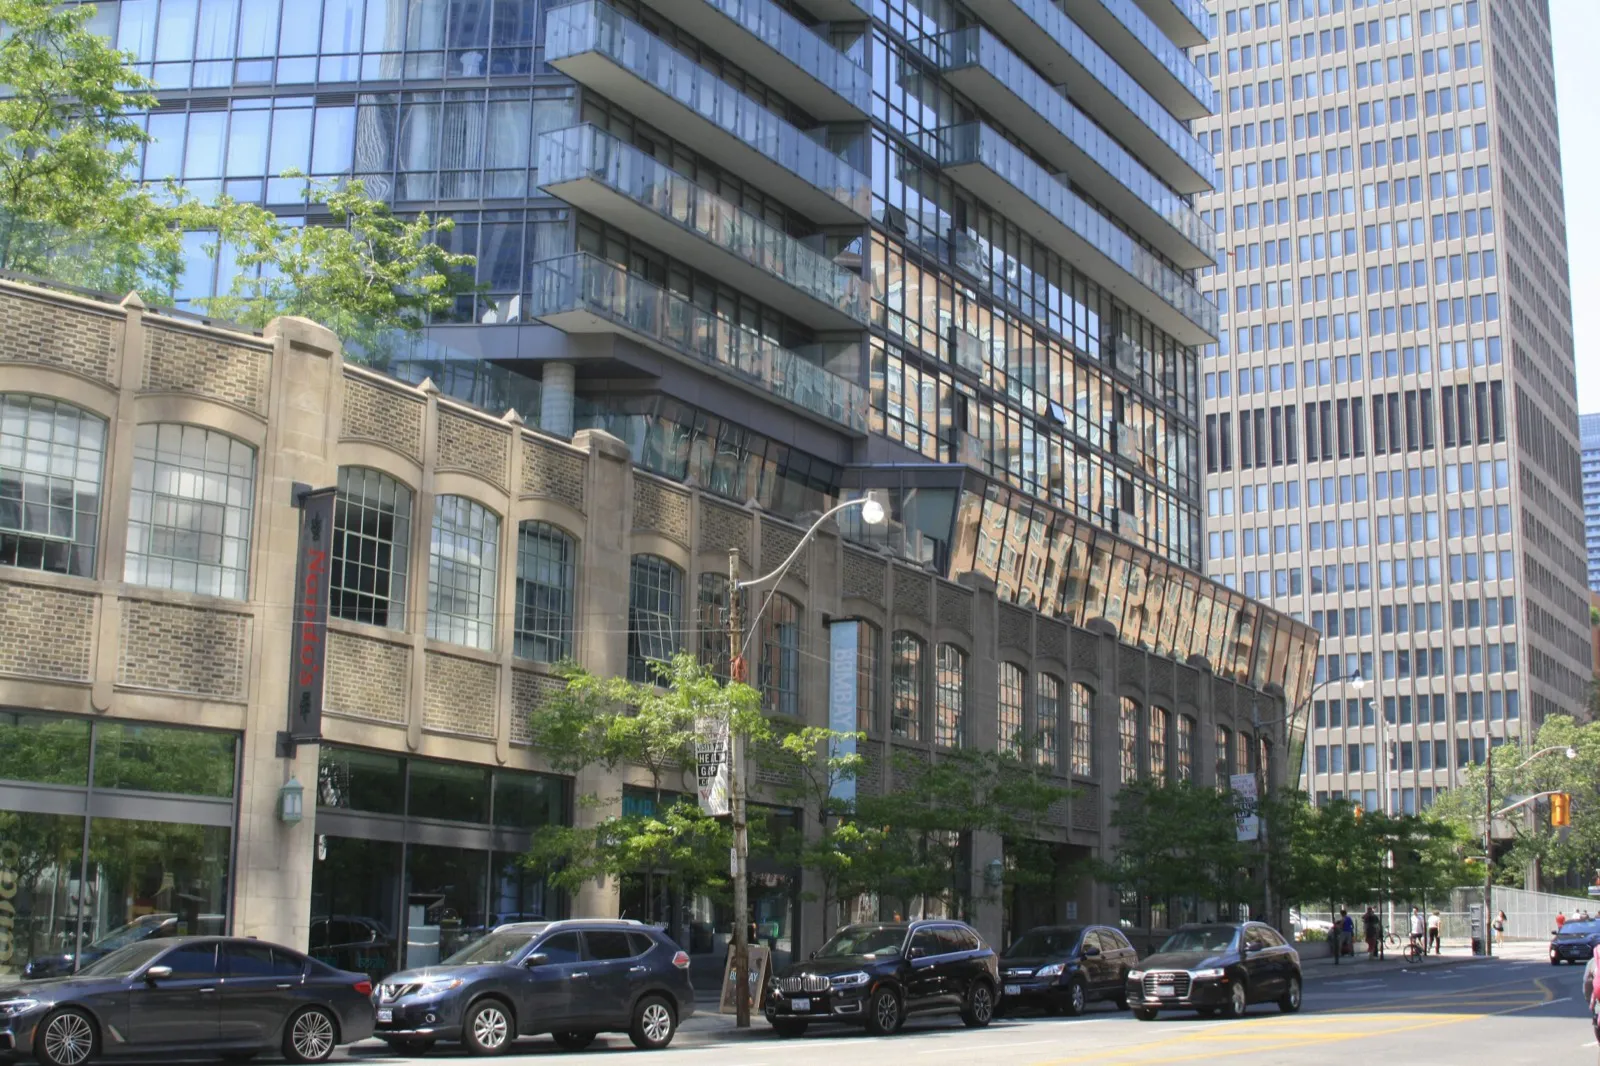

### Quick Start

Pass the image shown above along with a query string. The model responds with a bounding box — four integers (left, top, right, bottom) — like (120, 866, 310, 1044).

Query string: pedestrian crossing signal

(1550, 792, 1571, 828)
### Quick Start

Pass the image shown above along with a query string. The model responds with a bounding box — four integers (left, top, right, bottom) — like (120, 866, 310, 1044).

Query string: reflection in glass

(92, 722, 237, 798)
(83, 819, 231, 951)
(404, 844, 488, 967)
(0, 811, 84, 980)
(317, 746, 406, 815)
(309, 836, 401, 980)
(0, 712, 89, 785)
(408, 760, 491, 824)
(492, 771, 566, 830)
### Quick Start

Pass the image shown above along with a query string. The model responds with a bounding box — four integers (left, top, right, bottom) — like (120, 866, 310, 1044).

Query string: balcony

(530, 253, 869, 434)
(785, 0, 868, 21)
(632, 0, 868, 119)
(1072, 0, 1214, 119)
(958, 0, 1214, 193)
(1129, 0, 1212, 48)
(538, 125, 868, 330)
(544, 1, 871, 223)
(935, 123, 1216, 344)
(927, 28, 1213, 268)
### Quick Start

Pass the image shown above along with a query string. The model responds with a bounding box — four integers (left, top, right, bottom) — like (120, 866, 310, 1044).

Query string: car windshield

(1159, 927, 1239, 954)
(1004, 929, 1083, 958)
(90, 916, 171, 953)
(444, 931, 537, 965)
(815, 926, 905, 958)
(1560, 921, 1600, 936)
(75, 941, 172, 978)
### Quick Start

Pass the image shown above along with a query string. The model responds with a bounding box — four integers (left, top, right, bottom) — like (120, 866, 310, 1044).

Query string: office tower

(1583, 411, 1600, 591)
(1194, 0, 1589, 813)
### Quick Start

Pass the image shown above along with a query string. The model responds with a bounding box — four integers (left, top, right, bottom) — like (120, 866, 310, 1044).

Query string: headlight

(830, 971, 871, 988)
(0, 998, 41, 1016)
(1036, 962, 1065, 977)
(1191, 968, 1226, 979)
(417, 977, 465, 996)
(1127, 970, 1144, 980)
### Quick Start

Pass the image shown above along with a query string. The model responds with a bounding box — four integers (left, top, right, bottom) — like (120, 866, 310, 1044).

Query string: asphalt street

(71, 953, 1597, 1066)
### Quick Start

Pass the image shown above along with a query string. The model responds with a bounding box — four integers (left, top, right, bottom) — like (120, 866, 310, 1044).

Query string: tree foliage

(1097, 779, 1253, 908)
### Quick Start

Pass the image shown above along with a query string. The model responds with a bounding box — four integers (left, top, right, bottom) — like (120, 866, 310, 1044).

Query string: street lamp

(724, 494, 886, 1028)
(1480, 743, 1576, 958)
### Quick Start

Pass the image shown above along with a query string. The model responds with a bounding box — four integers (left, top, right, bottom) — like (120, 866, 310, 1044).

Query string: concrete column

(540, 361, 576, 438)
(960, 574, 1002, 949)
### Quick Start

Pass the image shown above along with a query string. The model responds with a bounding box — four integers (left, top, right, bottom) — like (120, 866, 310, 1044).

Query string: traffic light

(1550, 792, 1572, 828)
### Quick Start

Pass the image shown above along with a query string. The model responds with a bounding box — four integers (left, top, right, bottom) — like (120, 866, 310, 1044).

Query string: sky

(1551, 0, 1600, 416)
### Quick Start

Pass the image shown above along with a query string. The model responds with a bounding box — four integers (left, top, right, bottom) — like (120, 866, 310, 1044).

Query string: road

(106, 956, 1598, 1065)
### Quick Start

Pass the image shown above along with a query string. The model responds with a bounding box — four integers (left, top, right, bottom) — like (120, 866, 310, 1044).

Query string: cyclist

(1409, 907, 1425, 955)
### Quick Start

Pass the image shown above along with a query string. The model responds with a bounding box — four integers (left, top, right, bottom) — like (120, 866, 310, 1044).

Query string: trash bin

(1471, 936, 1484, 956)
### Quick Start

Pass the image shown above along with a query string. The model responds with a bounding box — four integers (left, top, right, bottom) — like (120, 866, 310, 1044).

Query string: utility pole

(727, 548, 751, 1028)
(1483, 750, 1493, 959)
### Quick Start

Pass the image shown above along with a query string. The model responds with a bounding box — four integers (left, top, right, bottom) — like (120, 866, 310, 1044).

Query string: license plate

(1004, 984, 1021, 996)
(377, 1008, 393, 1023)
(1156, 986, 1176, 997)
(791, 998, 810, 1012)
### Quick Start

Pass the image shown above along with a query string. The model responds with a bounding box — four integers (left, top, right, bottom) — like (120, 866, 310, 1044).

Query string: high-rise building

(1582, 411, 1600, 591)
(1193, 0, 1590, 813)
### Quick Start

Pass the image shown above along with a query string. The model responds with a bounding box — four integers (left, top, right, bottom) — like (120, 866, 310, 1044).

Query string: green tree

(1096, 779, 1252, 914)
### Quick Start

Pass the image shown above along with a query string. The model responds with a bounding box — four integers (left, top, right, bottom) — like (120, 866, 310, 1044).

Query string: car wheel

(865, 987, 902, 1036)
(463, 998, 514, 1056)
(1278, 976, 1302, 1014)
(36, 1007, 97, 1066)
(960, 980, 996, 1028)
(283, 1006, 339, 1064)
(1551, 954, 1561, 965)
(1133, 1008, 1157, 1022)
(383, 1037, 436, 1054)
(629, 995, 677, 1050)
(552, 1031, 596, 1050)
(1223, 981, 1248, 1019)
(770, 1019, 809, 1038)
(1115, 995, 1130, 1012)
(1062, 978, 1088, 1017)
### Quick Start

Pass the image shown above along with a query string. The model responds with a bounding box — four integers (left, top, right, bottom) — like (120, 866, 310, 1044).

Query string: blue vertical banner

(828, 619, 859, 805)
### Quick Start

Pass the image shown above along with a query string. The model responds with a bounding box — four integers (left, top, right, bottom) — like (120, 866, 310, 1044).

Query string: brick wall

(342, 376, 424, 462)
(510, 667, 563, 746)
(699, 501, 750, 555)
(0, 581, 94, 680)
(423, 650, 497, 737)
(117, 599, 248, 700)
(521, 439, 586, 511)
(142, 323, 269, 413)
(324, 630, 409, 725)
(0, 295, 117, 383)
(436, 410, 508, 490)
(761, 520, 806, 583)
(632, 478, 689, 546)
(842, 548, 885, 603)
(938, 584, 972, 634)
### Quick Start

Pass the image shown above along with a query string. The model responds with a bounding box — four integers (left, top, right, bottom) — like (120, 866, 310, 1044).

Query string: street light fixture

(724, 494, 886, 1028)
(1480, 744, 1577, 958)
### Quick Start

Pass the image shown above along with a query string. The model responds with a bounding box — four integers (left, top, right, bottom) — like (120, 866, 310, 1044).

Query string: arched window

(1237, 729, 1253, 777)
(1070, 682, 1094, 777)
(427, 496, 499, 650)
(890, 632, 925, 741)
(0, 395, 104, 577)
(1177, 714, 1196, 781)
(696, 572, 739, 681)
(1036, 674, 1062, 770)
(628, 554, 683, 682)
(757, 593, 801, 716)
(934, 644, 966, 748)
(1119, 697, 1140, 783)
(1216, 725, 1233, 785)
(331, 467, 411, 627)
(856, 621, 881, 733)
(514, 521, 575, 662)
(1149, 705, 1170, 784)
(125, 423, 255, 598)
(998, 663, 1025, 756)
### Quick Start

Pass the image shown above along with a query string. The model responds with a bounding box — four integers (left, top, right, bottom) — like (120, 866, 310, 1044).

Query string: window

(1216, 726, 1233, 785)
(757, 594, 801, 716)
(696, 572, 739, 681)
(1150, 706, 1170, 783)
(890, 632, 924, 740)
(162, 943, 219, 979)
(1177, 714, 1195, 781)
(535, 931, 582, 964)
(856, 622, 881, 733)
(331, 467, 411, 627)
(1070, 682, 1095, 776)
(1036, 674, 1061, 770)
(514, 522, 575, 662)
(627, 555, 683, 682)
(427, 496, 499, 650)
(125, 423, 255, 597)
(934, 644, 966, 747)
(0, 395, 105, 577)
(1119, 698, 1140, 783)
(999, 663, 1025, 755)
(584, 931, 638, 960)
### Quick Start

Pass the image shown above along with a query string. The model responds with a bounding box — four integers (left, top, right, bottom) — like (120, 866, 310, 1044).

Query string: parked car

(764, 920, 999, 1037)
(373, 918, 693, 1054)
(22, 913, 226, 980)
(1550, 918, 1600, 964)
(1125, 921, 1302, 1020)
(0, 935, 373, 1066)
(996, 924, 1137, 1017)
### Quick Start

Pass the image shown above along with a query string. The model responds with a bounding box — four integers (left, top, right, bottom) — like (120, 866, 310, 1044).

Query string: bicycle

(1385, 930, 1424, 963)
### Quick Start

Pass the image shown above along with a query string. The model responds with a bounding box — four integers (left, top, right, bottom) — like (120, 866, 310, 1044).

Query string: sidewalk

(1296, 936, 1552, 977)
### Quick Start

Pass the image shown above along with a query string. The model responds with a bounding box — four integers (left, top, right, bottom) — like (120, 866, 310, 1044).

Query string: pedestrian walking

(1557, 910, 1567, 932)
(1335, 907, 1354, 965)
(1363, 906, 1381, 959)
(1427, 909, 1442, 955)
(1494, 909, 1506, 946)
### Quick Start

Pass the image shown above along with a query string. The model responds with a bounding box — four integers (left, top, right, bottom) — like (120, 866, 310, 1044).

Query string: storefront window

(83, 819, 231, 948)
(0, 711, 88, 785)
(316, 746, 405, 814)
(309, 836, 401, 979)
(92, 721, 236, 797)
(0, 811, 84, 979)
(408, 759, 490, 823)
(404, 843, 489, 966)
(492, 770, 564, 829)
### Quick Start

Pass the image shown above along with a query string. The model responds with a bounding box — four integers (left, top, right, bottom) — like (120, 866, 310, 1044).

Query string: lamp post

(1479, 743, 1575, 958)
(725, 495, 886, 1028)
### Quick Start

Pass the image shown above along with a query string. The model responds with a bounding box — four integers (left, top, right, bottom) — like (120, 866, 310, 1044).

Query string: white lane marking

(919, 1039, 1060, 1053)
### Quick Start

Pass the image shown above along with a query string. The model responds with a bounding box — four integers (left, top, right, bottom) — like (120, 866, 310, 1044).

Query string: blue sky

(1551, 0, 1600, 415)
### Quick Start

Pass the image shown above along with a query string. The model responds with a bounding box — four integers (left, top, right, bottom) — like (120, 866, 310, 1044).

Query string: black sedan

(1126, 922, 1302, 1020)
(1551, 919, 1600, 964)
(0, 936, 374, 1066)
(997, 925, 1137, 1016)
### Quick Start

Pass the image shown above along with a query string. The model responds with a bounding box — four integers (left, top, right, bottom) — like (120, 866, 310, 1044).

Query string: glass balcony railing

(544, 1, 871, 218)
(1088, 0, 1215, 113)
(927, 28, 1214, 260)
(1147, 0, 1213, 41)
(692, 0, 870, 112)
(530, 252, 869, 432)
(538, 125, 868, 324)
(976, 0, 1216, 188)
(935, 123, 1217, 338)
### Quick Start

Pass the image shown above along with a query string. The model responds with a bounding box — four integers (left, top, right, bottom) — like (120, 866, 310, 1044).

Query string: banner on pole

(696, 716, 731, 817)
(1231, 773, 1260, 841)
(286, 488, 336, 742)
(827, 620, 859, 805)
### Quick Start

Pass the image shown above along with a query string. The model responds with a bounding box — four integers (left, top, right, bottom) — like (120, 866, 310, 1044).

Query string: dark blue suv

(373, 919, 694, 1054)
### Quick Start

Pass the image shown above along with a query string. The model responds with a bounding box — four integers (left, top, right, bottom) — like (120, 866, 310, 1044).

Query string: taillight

(671, 951, 690, 970)
(354, 979, 373, 996)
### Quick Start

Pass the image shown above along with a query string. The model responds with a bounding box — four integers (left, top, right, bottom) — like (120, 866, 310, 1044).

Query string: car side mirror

(1081, 945, 1100, 958)
(809, 950, 817, 960)
(143, 965, 172, 983)
(908, 946, 927, 960)
(523, 953, 549, 968)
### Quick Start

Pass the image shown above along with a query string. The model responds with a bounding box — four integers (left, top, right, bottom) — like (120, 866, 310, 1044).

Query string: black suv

(997, 924, 1138, 1016)
(1126, 921, 1302, 1020)
(373, 919, 694, 1054)
(764, 920, 999, 1037)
